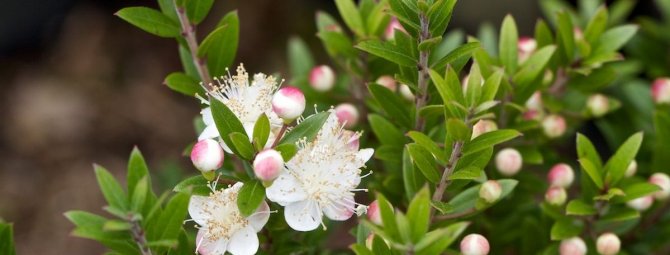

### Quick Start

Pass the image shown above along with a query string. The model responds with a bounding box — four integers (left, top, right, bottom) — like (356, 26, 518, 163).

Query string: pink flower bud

(272, 86, 306, 122)
(375, 75, 397, 92)
(367, 200, 382, 225)
(335, 103, 359, 129)
(190, 139, 225, 173)
(596, 233, 621, 255)
(548, 163, 575, 188)
(542, 114, 566, 138)
(460, 234, 490, 255)
(399, 84, 415, 101)
(627, 196, 653, 211)
(545, 186, 567, 206)
(309, 65, 336, 92)
(253, 149, 284, 182)
(560, 237, 587, 255)
(587, 94, 609, 117)
(526, 91, 543, 111)
(523, 109, 543, 121)
(625, 160, 637, 177)
(518, 37, 537, 63)
(479, 180, 502, 203)
(472, 119, 498, 139)
(495, 148, 523, 176)
(652, 78, 670, 104)
(649, 173, 670, 200)
(384, 17, 407, 40)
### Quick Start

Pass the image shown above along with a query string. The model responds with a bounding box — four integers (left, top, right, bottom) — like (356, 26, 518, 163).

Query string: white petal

(323, 195, 355, 221)
(357, 148, 374, 162)
(199, 125, 220, 141)
(227, 226, 259, 255)
(284, 199, 321, 231)
(266, 172, 308, 206)
(196, 228, 228, 255)
(247, 201, 270, 232)
(188, 195, 210, 226)
(201, 107, 214, 125)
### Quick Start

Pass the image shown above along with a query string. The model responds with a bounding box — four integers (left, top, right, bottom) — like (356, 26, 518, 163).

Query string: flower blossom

(266, 112, 374, 231)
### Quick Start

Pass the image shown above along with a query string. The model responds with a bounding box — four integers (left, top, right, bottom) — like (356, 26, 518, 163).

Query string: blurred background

(0, 0, 660, 254)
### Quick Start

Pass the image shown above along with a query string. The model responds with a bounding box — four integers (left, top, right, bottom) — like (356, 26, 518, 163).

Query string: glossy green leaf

(407, 187, 431, 243)
(252, 114, 271, 151)
(198, 11, 239, 77)
(376, 193, 400, 242)
(94, 165, 128, 211)
(210, 96, 246, 154)
(116, 7, 180, 38)
(566, 200, 597, 216)
(275, 143, 298, 161)
(102, 220, 132, 232)
(147, 193, 190, 252)
(556, 11, 575, 64)
(499, 15, 519, 75)
(618, 182, 661, 202)
(578, 158, 604, 189)
(513, 45, 556, 86)
(408, 131, 447, 163)
(318, 31, 357, 58)
(335, 0, 366, 37)
(415, 222, 469, 254)
(446, 118, 470, 142)
(592, 25, 638, 56)
(279, 111, 330, 145)
(184, 0, 214, 24)
(448, 166, 482, 180)
(576, 133, 603, 169)
(604, 132, 643, 185)
(130, 176, 149, 213)
(0, 222, 16, 255)
(356, 40, 417, 67)
(369, 114, 406, 146)
(127, 147, 150, 199)
(480, 70, 504, 102)
(237, 180, 266, 217)
(229, 132, 254, 160)
(584, 6, 608, 44)
(164, 72, 203, 96)
(431, 42, 480, 71)
(462, 129, 521, 155)
(172, 175, 212, 196)
(550, 219, 583, 240)
(369, 84, 413, 128)
(427, 0, 457, 36)
(403, 147, 425, 201)
(407, 144, 440, 183)
(287, 37, 315, 78)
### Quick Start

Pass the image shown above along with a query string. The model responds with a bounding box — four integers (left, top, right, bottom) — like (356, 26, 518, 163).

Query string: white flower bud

(367, 200, 382, 225)
(375, 75, 397, 92)
(627, 196, 653, 211)
(309, 65, 336, 92)
(596, 233, 621, 255)
(399, 84, 415, 101)
(649, 173, 670, 200)
(518, 37, 537, 63)
(545, 186, 567, 206)
(272, 86, 306, 122)
(542, 114, 566, 138)
(460, 234, 490, 255)
(587, 94, 609, 117)
(525, 91, 543, 111)
(495, 148, 523, 176)
(190, 139, 225, 173)
(472, 119, 498, 139)
(384, 17, 407, 40)
(560, 237, 587, 255)
(479, 180, 502, 203)
(253, 149, 284, 182)
(652, 78, 670, 104)
(548, 163, 575, 188)
(335, 103, 359, 129)
(625, 160, 637, 177)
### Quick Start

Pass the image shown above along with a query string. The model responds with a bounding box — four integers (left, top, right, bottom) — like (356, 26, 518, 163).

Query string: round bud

(479, 180, 502, 203)
(548, 163, 575, 188)
(334, 103, 359, 129)
(460, 234, 490, 255)
(545, 186, 568, 206)
(367, 200, 382, 225)
(587, 94, 609, 117)
(375, 75, 397, 92)
(495, 148, 523, 176)
(471, 120, 498, 140)
(309, 65, 336, 92)
(384, 17, 407, 40)
(652, 78, 670, 104)
(190, 139, 225, 173)
(525, 91, 543, 111)
(596, 233, 621, 255)
(627, 196, 653, 211)
(518, 37, 537, 63)
(253, 149, 284, 182)
(649, 173, 670, 200)
(542, 114, 567, 138)
(272, 86, 306, 122)
(523, 109, 543, 121)
(625, 160, 637, 177)
(560, 237, 587, 255)
(399, 84, 415, 101)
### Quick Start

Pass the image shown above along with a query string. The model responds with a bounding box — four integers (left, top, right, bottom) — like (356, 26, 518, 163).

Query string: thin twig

(414, 14, 432, 131)
(130, 220, 153, 255)
(175, 2, 212, 86)
(431, 114, 472, 211)
(271, 124, 289, 148)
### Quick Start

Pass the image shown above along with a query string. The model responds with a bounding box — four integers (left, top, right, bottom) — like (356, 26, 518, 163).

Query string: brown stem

(414, 14, 431, 131)
(271, 124, 289, 148)
(431, 114, 472, 212)
(548, 68, 568, 95)
(130, 220, 153, 255)
(175, 2, 212, 86)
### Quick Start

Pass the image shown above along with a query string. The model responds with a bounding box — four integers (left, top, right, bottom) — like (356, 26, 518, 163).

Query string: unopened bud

(574, 27, 584, 41)
(523, 109, 543, 121)
(495, 148, 523, 176)
(253, 149, 284, 182)
(272, 86, 306, 122)
(460, 234, 490, 255)
(335, 103, 359, 129)
(309, 65, 336, 92)
(479, 180, 502, 203)
(625, 160, 637, 177)
(542, 114, 566, 138)
(191, 139, 225, 173)
(385, 17, 407, 40)
(649, 173, 670, 200)
(627, 196, 653, 211)
(399, 84, 415, 101)
(545, 186, 567, 206)
(472, 119, 498, 139)
(560, 237, 587, 255)
(375, 75, 397, 92)
(367, 200, 382, 225)
(587, 94, 609, 117)
(518, 37, 537, 63)
(596, 233, 621, 255)
(548, 163, 575, 188)
(525, 91, 543, 111)
(652, 78, 670, 104)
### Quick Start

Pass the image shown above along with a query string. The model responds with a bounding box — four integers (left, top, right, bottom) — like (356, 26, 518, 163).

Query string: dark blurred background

(0, 0, 659, 253)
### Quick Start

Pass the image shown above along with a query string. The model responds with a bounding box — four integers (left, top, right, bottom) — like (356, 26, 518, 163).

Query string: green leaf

(356, 40, 417, 67)
(567, 66, 616, 92)
(198, 11, 239, 77)
(465, 63, 483, 107)
(415, 222, 469, 254)
(499, 15, 519, 75)
(318, 31, 357, 58)
(179, 45, 200, 79)
(431, 42, 480, 71)
(584, 6, 608, 44)
(0, 222, 16, 255)
(253, 114, 271, 151)
(403, 146, 426, 201)
(184, 0, 214, 24)
(446, 118, 470, 142)
(210, 96, 247, 154)
(115, 7, 180, 38)
(368, 114, 406, 146)
(388, 0, 420, 36)
(550, 219, 583, 240)
(448, 166, 482, 180)
(512, 45, 556, 86)
(407, 144, 440, 183)
(127, 147, 150, 199)
(275, 143, 298, 162)
(172, 175, 212, 196)
(430, 68, 465, 106)
(556, 11, 575, 64)
(604, 132, 643, 185)
(601, 207, 639, 222)
(148, 239, 178, 249)
(369, 84, 413, 128)
(164, 72, 203, 96)
(653, 111, 670, 170)
(287, 37, 315, 78)
(376, 193, 400, 242)
(335, 0, 366, 37)
(566, 200, 597, 216)
(480, 70, 504, 102)
(94, 165, 128, 211)
(462, 129, 521, 155)
(430, 200, 454, 214)
(407, 187, 431, 243)
(130, 176, 149, 213)
(592, 25, 638, 56)
(427, 0, 457, 36)
(534, 20, 554, 47)
(350, 244, 374, 255)
(147, 193, 190, 246)
(576, 133, 603, 169)
(278, 112, 330, 145)
(578, 158, 604, 189)
(229, 132, 255, 160)
(407, 131, 447, 163)
(102, 220, 132, 232)
(237, 180, 266, 217)
(617, 182, 661, 202)
(365, 0, 390, 37)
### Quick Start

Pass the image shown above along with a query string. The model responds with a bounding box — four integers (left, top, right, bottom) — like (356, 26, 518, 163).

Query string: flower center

(202, 190, 249, 240)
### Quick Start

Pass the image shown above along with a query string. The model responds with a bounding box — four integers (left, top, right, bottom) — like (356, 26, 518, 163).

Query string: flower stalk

(174, 2, 212, 86)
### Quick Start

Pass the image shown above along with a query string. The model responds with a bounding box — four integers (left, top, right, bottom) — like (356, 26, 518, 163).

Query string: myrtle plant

(61, 0, 670, 254)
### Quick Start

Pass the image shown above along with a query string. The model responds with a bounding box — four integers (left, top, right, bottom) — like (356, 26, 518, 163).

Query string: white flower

(189, 182, 270, 255)
(266, 112, 374, 231)
(198, 64, 283, 148)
